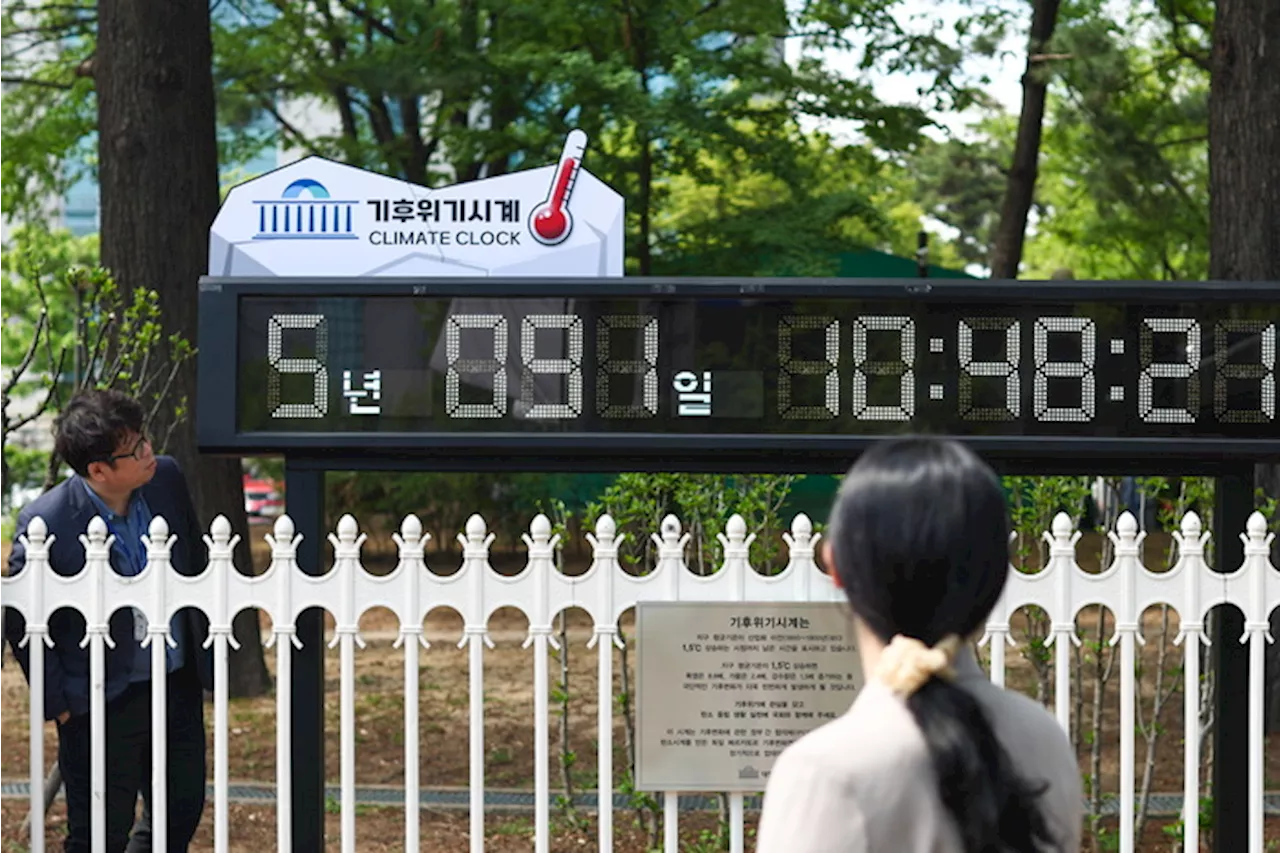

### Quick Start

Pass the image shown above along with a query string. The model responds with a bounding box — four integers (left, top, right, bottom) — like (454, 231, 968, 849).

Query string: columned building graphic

(253, 178, 358, 240)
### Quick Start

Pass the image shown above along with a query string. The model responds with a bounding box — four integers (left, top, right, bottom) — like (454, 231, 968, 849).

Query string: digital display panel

(195, 278, 1280, 466)
(229, 293, 1276, 438)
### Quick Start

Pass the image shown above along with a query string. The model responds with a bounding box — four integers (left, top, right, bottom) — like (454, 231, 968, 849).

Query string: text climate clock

(197, 277, 1280, 471)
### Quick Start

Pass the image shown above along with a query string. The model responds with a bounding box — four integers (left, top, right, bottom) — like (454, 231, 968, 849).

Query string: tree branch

(0, 74, 74, 89)
(144, 359, 186, 440)
(312, 0, 362, 155)
(257, 96, 323, 158)
(3, 18, 95, 39)
(6, 349, 67, 434)
(1, 311, 49, 399)
(1156, 133, 1208, 149)
(3, 2, 93, 13)
(332, 0, 403, 43)
(1156, 0, 1211, 71)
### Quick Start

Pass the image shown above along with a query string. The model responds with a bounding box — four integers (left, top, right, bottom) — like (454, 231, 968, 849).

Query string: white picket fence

(2, 508, 1278, 853)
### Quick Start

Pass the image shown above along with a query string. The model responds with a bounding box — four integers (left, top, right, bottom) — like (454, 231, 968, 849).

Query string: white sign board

(635, 602, 864, 792)
(208, 130, 624, 278)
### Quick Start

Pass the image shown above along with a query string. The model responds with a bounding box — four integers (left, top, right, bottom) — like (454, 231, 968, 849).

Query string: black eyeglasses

(100, 433, 151, 464)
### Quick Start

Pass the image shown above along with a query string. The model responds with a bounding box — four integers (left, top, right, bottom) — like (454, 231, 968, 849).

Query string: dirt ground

(0, 799, 735, 852)
(2, 527, 1278, 851)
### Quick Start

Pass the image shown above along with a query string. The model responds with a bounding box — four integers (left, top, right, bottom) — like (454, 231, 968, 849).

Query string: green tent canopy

(835, 247, 972, 280)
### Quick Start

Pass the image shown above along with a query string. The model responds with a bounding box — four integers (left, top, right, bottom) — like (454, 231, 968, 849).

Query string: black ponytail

(908, 679, 1055, 851)
(827, 436, 1060, 853)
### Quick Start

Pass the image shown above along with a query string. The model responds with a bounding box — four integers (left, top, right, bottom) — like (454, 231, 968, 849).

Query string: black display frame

(198, 276, 1280, 469)
(197, 275, 1270, 853)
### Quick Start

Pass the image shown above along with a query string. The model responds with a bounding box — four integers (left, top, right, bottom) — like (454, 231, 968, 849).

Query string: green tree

(1021, 7, 1210, 279)
(208, 0, 976, 274)
(986, 0, 1064, 278)
(94, 0, 272, 699)
(1, 226, 192, 505)
(0, 2, 98, 219)
(653, 126, 971, 276)
(906, 1, 1212, 281)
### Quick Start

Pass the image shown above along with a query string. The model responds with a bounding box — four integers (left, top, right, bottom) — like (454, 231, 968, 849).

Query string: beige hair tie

(875, 634, 963, 696)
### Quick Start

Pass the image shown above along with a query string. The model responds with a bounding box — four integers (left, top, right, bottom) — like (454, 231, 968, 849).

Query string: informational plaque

(635, 601, 864, 792)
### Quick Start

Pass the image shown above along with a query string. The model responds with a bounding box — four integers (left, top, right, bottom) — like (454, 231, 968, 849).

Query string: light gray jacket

(756, 651, 1082, 853)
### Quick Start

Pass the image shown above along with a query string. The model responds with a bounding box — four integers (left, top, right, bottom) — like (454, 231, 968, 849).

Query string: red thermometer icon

(529, 130, 587, 246)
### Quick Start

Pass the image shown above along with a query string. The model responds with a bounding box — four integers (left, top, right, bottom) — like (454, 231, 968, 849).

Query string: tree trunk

(96, 0, 271, 697)
(1208, 0, 1280, 736)
(987, 0, 1062, 278)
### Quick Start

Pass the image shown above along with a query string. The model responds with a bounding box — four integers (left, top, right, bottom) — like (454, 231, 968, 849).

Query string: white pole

(214, 627, 229, 852)
(1118, 631, 1134, 853)
(22, 518, 51, 853)
(663, 792, 678, 853)
(27, 629, 46, 853)
(1248, 628, 1264, 853)
(341, 628, 356, 853)
(1181, 631, 1200, 853)
(149, 632, 169, 853)
(468, 629, 485, 853)
(266, 515, 301, 852)
(597, 628, 614, 853)
(988, 629, 1006, 688)
(203, 515, 239, 853)
(82, 517, 112, 853)
(729, 793, 744, 853)
(90, 618, 106, 853)
(329, 515, 366, 853)
(394, 514, 429, 853)
(533, 628, 550, 853)
(458, 515, 493, 853)
(403, 628, 421, 851)
(587, 515, 622, 853)
(524, 516, 558, 853)
(145, 516, 175, 853)
(275, 628, 294, 852)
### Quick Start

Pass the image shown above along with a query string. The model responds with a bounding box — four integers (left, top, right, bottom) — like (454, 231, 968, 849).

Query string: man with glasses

(4, 389, 213, 852)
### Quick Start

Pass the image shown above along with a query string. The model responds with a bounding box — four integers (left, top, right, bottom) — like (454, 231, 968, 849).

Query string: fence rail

(2, 508, 1277, 853)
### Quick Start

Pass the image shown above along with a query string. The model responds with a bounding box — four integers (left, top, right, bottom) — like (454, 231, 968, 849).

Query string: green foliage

(3, 446, 49, 494)
(1138, 476, 1214, 527)
(0, 2, 98, 219)
(1023, 5, 1210, 280)
(654, 128, 971, 276)
(1, 226, 99, 377)
(323, 471, 609, 542)
(206, 0, 981, 274)
(904, 0, 1213, 280)
(905, 118, 1015, 271)
(1002, 475, 1093, 570)
(585, 473, 797, 574)
(1161, 796, 1214, 843)
(1, 226, 195, 494)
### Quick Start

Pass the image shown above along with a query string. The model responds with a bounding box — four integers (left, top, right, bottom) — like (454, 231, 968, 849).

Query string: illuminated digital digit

(851, 316, 915, 421)
(520, 314, 583, 418)
(1033, 317, 1096, 422)
(267, 313, 329, 418)
(1138, 318, 1200, 423)
(1213, 320, 1276, 422)
(778, 316, 839, 419)
(958, 318, 1020, 421)
(596, 315, 658, 417)
(446, 314, 509, 418)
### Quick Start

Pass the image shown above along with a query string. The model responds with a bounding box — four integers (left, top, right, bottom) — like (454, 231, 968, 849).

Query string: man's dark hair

(53, 389, 146, 476)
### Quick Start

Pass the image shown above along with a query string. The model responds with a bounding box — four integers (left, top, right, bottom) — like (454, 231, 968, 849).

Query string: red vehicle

(243, 475, 284, 518)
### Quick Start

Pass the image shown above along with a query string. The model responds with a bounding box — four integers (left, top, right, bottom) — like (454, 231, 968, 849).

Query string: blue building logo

(253, 178, 358, 240)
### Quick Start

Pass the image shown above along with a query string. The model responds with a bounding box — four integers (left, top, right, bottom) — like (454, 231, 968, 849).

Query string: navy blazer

(3, 456, 214, 720)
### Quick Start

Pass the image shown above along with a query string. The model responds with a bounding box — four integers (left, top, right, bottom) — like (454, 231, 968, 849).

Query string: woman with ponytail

(756, 437, 1081, 853)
